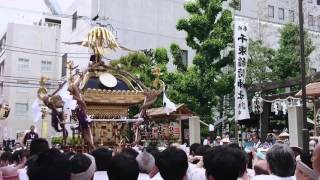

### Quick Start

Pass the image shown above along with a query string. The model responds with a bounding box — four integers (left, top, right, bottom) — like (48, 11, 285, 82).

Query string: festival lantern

(251, 93, 263, 114)
(282, 101, 288, 115)
(272, 100, 281, 115)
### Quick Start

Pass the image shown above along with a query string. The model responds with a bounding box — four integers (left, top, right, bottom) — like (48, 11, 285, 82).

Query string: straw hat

(279, 132, 289, 137)
(221, 138, 231, 144)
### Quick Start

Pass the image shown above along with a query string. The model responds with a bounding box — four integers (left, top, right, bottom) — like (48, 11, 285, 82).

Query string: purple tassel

(76, 108, 90, 129)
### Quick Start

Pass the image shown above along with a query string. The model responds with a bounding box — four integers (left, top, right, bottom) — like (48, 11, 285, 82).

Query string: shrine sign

(234, 21, 250, 121)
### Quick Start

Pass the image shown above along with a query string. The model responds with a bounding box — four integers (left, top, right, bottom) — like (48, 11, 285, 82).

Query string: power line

(1, 81, 61, 86)
(5, 48, 89, 59)
(3, 44, 91, 55)
(2, 48, 114, 61)
(0, 75, 62, 82)
(3, 85, 57, 89)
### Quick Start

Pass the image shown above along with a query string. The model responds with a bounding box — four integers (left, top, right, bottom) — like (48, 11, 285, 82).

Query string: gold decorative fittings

(37, 76, 49, 100)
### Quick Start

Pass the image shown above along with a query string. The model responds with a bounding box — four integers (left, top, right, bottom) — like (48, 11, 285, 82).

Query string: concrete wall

(0, 23, 61, 140)
(61, 0, 196, 71)
(235, 0, 320, 71)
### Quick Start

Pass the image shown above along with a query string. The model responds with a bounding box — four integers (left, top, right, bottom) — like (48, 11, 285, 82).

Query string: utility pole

(298, 0, 309, 156)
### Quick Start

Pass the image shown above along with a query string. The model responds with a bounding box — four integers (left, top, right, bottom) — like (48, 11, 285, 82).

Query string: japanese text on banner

(234, 22, 250, 121)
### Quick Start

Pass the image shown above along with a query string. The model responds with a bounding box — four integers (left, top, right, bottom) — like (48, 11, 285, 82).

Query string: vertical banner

(234, 21, 250, 121)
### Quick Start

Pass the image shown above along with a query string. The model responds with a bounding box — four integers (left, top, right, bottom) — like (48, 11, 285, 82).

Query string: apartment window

(17, 58, 30, 71)
(308, 14, 314, 26)
(72, 11, 77, 31)
(278, 8, 284, 20)
(41, 60, 52, 72)
(182, 50, 188, 68)
(62, 53, 67, 77)
(15, 103, 28, 115)
(268, 5, 274, 18)
(289, 10, 295, 22)
(317, 0, 320, 5)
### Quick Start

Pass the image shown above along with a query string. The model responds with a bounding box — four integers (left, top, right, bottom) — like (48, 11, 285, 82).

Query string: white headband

(70, 153, 96, 180)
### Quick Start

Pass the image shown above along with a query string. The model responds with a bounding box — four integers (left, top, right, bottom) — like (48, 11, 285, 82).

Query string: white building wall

(235, 0, 320, 71)
(61, 0, 196, 71)
(0, 23, 62, 140)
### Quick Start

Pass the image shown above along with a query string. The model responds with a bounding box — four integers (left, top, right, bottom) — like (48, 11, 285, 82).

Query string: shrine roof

(80, 63, 146, 105)
(295, 82, 320, 98)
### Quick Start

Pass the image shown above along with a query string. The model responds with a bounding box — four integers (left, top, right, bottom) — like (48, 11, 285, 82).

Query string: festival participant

(214, 136, 222, 146)
(253, 144, 296, 180)
(252, 133, 261, 149)
(13, 143, 22, 151)
(221, 138, 231, 145)
(22, 126, 38, 146)
(108, 153, 139, 180)
(295, 161, 318, 180)
(29, 138, 49, 156)
(145, 147, 163, 180)
(136, 151, 155, 180)
(11, 150, 29, 180)
(188, 158, 206, 180)
(0, 152, 12, 167)
(252, 151, 269, 176)
(0, 166, 19, 180)
(312, 144, 320, 176)
(27, 149, 71, 180)
(189, 143, 201, 157)
(11, 150, 27, 167)
(203, 145, 247, 180)
(70, 153, 96, 180)
(203, 136, 212, 146)
(157, 147, 188, 180)
(91, 148, 112, 180)
(121, 148, 139, 158)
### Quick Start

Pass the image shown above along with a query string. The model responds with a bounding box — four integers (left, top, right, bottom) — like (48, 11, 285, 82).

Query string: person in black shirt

(23, 125, 39, 146)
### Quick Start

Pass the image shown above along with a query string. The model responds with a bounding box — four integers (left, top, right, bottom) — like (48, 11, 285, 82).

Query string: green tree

(111, 49, 170, 118)
(113, 0, 234, 125)
(271, 24, 315, 80)
(170, 43, 187, 72)
(170, 0, 234, 122)
(246, 40, 275, 85)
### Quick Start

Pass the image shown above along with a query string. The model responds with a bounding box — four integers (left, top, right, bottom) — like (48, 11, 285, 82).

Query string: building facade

(0, 20, 62, 140)
(60, 0, 196, 71)
(234, 0, 320, 71)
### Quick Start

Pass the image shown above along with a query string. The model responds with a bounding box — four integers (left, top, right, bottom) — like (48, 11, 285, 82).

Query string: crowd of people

(0, 130, 319, 180)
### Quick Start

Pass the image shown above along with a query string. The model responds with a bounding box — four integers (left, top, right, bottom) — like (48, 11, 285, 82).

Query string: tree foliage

(246, 40, 275, 85)
(111, 49, 169, 88)
(270, 24, 315, 80)
(111, 49, 170, 118)
(113, 0, 234, 124)
(170, 43, 187, 72)
(154, 48, 169, 65)
(172, 0, 234, 122)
